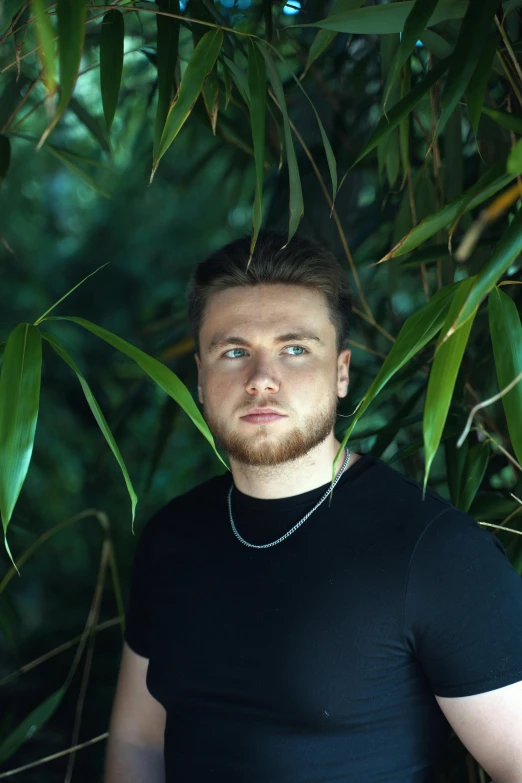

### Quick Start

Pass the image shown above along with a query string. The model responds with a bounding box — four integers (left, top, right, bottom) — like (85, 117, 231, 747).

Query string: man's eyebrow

(207, 331, 326, 354)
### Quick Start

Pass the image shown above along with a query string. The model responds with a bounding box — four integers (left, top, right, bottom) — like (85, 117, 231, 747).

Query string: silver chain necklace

(227, 448, 351, 549)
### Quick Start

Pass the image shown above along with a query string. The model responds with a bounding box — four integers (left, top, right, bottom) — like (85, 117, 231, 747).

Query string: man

(104, 230, 522, 783)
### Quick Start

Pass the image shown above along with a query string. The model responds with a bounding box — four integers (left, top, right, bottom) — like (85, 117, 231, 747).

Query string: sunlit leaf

(0, 325, 42, 567)
(334, 282, 458, 477)
(466, 33, 499, 138)
(383, 0, 439, 110)
(0, 686, 67, 764)
(435, 0, 500, 142)
(100, 9, 124, 133)
(310, 0, 468, 35)
(154, 0, 180, 159)
(0, 135, 11, 185)
(458, 441, 490, 512)
(259, 44, 303, 244)
(248, 40, 267, 258)
(38, 0, 88, 146)
(31, 0, 57, 92)
(43, 334, 138, 530)
(445, 207, 522, 338)
(152, 29, 223, 179)
(423, 277, 478, 492)
(488, 286, 522, 467)
(43, 316, 228, 470)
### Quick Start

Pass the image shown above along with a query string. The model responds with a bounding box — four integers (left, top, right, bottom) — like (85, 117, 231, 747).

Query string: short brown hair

(186, 230, 353, 356)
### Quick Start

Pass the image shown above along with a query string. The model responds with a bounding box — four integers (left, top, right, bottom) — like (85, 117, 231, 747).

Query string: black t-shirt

(124, 453, 522, 783)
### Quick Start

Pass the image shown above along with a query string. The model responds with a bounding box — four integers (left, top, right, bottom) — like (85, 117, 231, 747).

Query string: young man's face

(195, 283, 350, 467)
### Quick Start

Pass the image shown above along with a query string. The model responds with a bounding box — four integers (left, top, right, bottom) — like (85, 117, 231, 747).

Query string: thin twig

(457, 370, 522, 453)
(0, 733, 108, 778)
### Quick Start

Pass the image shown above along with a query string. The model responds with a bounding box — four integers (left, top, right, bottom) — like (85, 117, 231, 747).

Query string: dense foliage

(1, 0, 522, 779)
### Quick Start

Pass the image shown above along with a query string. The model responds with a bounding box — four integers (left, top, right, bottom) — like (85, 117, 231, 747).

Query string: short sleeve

(403, 507, 522, 697)
(123, 516, 157, 658)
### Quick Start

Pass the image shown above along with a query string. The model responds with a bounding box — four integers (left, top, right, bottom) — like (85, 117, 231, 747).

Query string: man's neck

(229, 437, 358, 500)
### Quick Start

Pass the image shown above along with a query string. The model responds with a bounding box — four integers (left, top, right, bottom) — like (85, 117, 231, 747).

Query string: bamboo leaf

(445, 207, 522, 337)
(482, 105, 522, 136)
(340, 56, 450, 184)
(154, 0, 180, 159)
(383, 0, 439, 110)
(259, 45, 303, 243)
(31, 0, 57, 92)
(152, 29, 223, 179)
(335, 283, 458, 468)
(0, 325, 42, 566)
(42, 317, 228, 470)
(488, 286, 522, 467)
(466, 33, 499, 138)
(418, 29, 454, 59)
(44, 144, 111, 198)
(100, 9, 124, 133)
(248, 40, 267, 258)
(303, 30, 338, 76)
(43, 334, 138, 529)
(382, 161, 514, 260)
(0, 135, 11, 185)
(68, 97, 110, 153)
(458, 441, 490, 512)
(309, 0, 468, 35)
(202, 68, 220, 135)
(435, 0, 501, 142)
(0, 686, 66, 764)
(423, 277, 478, 492)
(38, 0, 88, 146)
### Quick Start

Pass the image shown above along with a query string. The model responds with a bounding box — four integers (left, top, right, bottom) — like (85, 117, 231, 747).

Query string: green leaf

(39, 0, 88, 145)
(482, 105, 522, 136)
(202, 68, 220, 134)
(43, 317, 228, 470)
(248, 40, 267, 258)
(0, 135, 11, 185)
(100, 10, 124, 133)
(447, 207, 522, 336)
(488, 286, 522, 467)
(44, 144, 111, 198)
(304, 30, 338, 76)
(342, 56, 450, 181)
(268, 45, 337, 203)
(32, 0, 57, 92)
(0, 325, 42, 567)
(435, 0, 501, 142)
(68, 97, 110, 153)
(508, 138, 522, 175)
(154, 0, 180, 159)
(423, 277, 478, 492)
(383, 0, 439, 110)
(0, 686, 67, 764)
(418, 29, 454, 59)
(152, 28, 223, 178)
(466, 33, 499, 138)
(458, 441, 490, 512)
(385, 161, 514, 259)
(259, 45, 303, 243)
(309, 0, 468, 35)
(43, 334, 138, 529)
(335, 283, 458, 470)
(1, 1, 26, 35)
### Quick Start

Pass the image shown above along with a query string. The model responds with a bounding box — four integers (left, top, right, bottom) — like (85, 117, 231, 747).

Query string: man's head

(186, 231, 353, 467)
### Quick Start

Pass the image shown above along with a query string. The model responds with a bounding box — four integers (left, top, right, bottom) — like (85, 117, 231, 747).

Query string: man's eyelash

(221, 346, 309, 359)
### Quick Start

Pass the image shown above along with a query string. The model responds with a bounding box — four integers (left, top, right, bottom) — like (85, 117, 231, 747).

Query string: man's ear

(337, 348, 350, 398)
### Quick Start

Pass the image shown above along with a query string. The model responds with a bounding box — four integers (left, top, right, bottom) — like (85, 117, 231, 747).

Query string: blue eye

(222, 346, 308, 359)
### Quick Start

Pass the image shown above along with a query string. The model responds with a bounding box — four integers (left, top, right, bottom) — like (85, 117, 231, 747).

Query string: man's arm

(436, 680, 522, 783)
(104, 641, 166, 783)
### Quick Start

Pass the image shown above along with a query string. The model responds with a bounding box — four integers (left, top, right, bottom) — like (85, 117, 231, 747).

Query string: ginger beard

(201, 378, 340, 467)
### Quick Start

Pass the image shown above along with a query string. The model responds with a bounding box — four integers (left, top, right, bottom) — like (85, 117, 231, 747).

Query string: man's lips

(240, 411, 287, 424)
